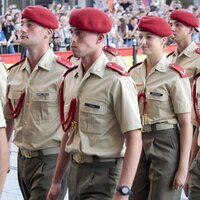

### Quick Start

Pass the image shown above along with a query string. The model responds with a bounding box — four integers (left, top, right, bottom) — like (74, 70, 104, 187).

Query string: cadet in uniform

(184, 73, 200, 199)
(0, 62, 9, 197)
(4, 6, 72, 200)
(129, 16, 193, 200)
(47, 8, 142, 200)
(168, 9, 200, 81)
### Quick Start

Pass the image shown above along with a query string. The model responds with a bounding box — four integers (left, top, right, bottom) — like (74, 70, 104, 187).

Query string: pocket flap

(8, 90, 23, 99)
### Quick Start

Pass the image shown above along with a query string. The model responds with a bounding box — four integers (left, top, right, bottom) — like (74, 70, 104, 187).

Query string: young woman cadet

(129, 15, 193, 200)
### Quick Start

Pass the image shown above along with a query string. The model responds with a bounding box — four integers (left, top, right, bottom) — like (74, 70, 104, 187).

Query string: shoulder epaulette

(63, 65, 78, 77)
(195, 48, 200, 55)
(8, 59, 25, 71)
(56, 57, 73, 69)
(106, 62, 129, 76)
(103, 45, 120, 56)
(166, 51, 175, 58)
(170, 63, 189, 78)
(128, 62, 142, 73)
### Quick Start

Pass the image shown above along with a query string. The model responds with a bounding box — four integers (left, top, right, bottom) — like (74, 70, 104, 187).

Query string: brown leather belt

(72, 153, 122, 164)
(20, 147, 60, 158)
(143, 123, 177, 133)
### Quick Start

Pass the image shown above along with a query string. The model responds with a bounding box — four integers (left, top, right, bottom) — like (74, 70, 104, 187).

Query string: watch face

(122, 186, 130, 194)
(117, 185, 132, 195)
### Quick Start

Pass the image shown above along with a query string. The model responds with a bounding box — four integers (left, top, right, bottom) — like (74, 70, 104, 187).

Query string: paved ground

(1, 143, 188, 200)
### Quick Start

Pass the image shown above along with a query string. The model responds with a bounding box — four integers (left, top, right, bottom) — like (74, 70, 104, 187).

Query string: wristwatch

(116, 185, 133, 196)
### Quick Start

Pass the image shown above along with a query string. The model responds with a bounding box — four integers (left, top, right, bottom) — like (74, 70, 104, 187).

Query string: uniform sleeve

(170, 77, 191, 114)
(192, 79, 200, 126)
(0, 63, 8, 124)
(111, 76, 141, 134)
(0, 102, 6, 128)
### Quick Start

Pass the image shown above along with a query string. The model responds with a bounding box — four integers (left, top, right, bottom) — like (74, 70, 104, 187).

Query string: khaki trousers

(130, 128, 181, 200)
(68, 158, 123, 200)
(189, 150, 200, 200)
(18, 152, 68, 200)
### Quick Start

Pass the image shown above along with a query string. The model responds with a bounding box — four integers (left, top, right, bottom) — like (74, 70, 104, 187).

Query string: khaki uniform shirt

(130, 56, 191, 126)
(4, 48, 68, 150)
(63, 52, 141, 158)
(0, 63, 7, 128)
(191, 78, 200, 146)
(167, 41, 200, 80)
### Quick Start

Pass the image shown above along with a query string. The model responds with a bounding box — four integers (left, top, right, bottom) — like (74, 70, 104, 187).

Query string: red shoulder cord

(60, 79, 77, 132)
(192, 73, 200, 126)
(138, 91, 146, 114)
(7, 86, 25, 118)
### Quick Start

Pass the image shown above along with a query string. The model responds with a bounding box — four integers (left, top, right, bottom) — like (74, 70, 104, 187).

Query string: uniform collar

(75, 52, 108, 79)
(140, 56, 169, 74)
(20, 48, 55, 72)
(153, 56, 170, 73)
(174, 41, 197, 58)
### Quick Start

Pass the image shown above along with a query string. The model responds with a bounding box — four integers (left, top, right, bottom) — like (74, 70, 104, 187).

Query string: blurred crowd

(0, 0, 200, 54)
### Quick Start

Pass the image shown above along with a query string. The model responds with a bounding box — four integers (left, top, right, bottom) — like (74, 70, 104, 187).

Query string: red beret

(138, 16, 172, 37)
(170, 9, 198, 27)
(69, 8, 112, 33)
(22, 5, 58, 29)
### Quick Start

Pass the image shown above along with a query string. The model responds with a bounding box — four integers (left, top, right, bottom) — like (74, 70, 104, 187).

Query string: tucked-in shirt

(4, 48, 68, 150)
(63, 52, 141, 157)
(130, 56, 191, 125)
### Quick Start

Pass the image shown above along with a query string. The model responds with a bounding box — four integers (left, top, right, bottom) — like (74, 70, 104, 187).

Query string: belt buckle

(22, 149, 32, 158)
(73, 153, 84, 163)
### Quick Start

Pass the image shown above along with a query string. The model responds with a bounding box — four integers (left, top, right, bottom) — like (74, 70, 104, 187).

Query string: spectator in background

(0, 23, 7, 54)
(117, 17, 128, 46)
(2, 13, 15, 53)
(51, 28, 61, 52)
(192, 6, 200, 43)
(169, 0, 182, 10)
(126, 16, 139, 47)
(59, 15, 71, 50)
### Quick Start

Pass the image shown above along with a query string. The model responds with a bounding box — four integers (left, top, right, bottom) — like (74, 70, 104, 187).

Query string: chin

(142, 49, 149, 55)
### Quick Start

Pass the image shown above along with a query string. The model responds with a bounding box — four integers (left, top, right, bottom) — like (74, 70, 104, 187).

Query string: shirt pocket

(79, 100, 107, 134)
(146, 90, 169, 118)
(32, 91, 58, 121)
(8, 90, 23, 107)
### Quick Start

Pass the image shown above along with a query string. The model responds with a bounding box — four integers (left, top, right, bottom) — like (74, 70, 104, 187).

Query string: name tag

(150, 92, 163, 97)
(36, 92, 49, 97)
(84, 103, 100, 109)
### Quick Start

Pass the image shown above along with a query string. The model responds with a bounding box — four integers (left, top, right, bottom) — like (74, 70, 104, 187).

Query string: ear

(189, 27, 194, 34)
(45, 29, 53, 39)
(96, 33, 105, 44)
(161, 37, 167, 45)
